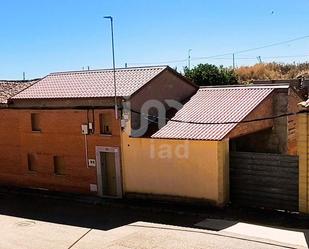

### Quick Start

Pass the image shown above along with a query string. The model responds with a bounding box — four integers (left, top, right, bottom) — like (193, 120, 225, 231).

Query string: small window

(31, 113, 41, 132)
(99, 114, 112, 135)
(54, 156, 65, 175)
(27, 153, 37, 172)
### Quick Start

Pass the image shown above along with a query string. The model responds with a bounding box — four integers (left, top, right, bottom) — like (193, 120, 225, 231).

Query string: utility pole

(232, 53, 235, 70)
(188, 49, 192, 69)
(104, 16, 118, 120)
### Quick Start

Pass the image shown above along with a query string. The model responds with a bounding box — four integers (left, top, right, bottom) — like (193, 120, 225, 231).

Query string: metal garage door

(230, 152, 299, 212)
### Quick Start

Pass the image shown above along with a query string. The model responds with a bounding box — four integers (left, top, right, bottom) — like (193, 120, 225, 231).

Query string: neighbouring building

(253, 79, 308, 101)
(0, 66, 197, 197)
(297, 98, 309, 214)
(0, 79, 39, 107)
(0, 79, 40, 192)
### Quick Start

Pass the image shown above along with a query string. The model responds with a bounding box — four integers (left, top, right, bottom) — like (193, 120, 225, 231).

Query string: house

(0, 66, 197, 197)
(0, 79, 40, 189)
(0, 79, 39, 106)
(0, 70, 303, 209)
(252, 79, 308, 102)
(121, 84, 302, 206)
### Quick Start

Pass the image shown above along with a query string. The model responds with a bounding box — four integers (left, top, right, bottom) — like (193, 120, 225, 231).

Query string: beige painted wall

(298, 112, 309, 213)
(121, 133, 229, 206)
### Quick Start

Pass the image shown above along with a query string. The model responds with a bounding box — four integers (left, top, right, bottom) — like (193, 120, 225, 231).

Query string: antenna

(257, 56, 262, 64)
(23, 72, 26, 81)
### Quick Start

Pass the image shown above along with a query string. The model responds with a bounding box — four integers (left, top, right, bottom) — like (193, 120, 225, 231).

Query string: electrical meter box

(88, 122, 94, 131)
(88, 159, 96, 167)
(81, 124, 89, 135)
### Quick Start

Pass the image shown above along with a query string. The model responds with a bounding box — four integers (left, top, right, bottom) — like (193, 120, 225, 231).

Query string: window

(54, 156, 65, 175)
(31, 113, 41, 132)
(27, 153, 37, 172)
(99, 114, 112, 135)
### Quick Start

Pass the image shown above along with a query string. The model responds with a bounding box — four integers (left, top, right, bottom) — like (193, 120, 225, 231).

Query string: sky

(1, 0, 309, 79)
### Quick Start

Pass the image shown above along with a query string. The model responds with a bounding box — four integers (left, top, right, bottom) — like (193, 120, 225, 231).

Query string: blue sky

(1, 0, 309, 79)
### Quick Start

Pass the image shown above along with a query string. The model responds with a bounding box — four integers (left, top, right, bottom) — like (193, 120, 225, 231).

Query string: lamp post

(104, 16, 118, 120)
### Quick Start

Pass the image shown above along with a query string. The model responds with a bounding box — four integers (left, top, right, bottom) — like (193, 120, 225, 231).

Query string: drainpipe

(84, 134, 89, 168)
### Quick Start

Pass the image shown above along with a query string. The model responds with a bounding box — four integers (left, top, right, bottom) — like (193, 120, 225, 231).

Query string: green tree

(184, 64, 238, 86)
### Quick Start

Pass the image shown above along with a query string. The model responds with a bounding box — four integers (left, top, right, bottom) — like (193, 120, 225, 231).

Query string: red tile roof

(152, 85, 286, 141)
(0, 79, 39, 104)
(13, 66, 167, 99)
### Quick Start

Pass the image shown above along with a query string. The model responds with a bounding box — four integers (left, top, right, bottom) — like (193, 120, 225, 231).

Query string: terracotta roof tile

(13, 66, 167, 99)
(152, 85, 282, 141)
(0, 80, 39, 104)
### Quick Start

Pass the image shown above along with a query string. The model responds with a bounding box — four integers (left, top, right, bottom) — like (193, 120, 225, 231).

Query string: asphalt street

(0, 189, 308, 248)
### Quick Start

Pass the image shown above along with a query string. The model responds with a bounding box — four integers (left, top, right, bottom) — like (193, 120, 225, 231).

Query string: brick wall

(0, 108, 121, 194)
(226, 94, 273, 139)
(229, 89, 302, 155)
(288, 89, 303, 155)
(130, 70, 197, 136)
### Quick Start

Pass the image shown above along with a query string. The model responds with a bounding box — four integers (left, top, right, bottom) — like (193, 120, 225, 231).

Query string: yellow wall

(121, 133, 229, 206)
(298, 112, 309, 213)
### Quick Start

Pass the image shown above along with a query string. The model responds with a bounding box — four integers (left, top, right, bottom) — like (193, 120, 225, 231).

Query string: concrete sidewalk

(0, 214, 90, 249)
(73, 222, 307, 249)
(196, 218, 309, 248)
(0, 214, 306, 249)
(0, 191, 308, 249)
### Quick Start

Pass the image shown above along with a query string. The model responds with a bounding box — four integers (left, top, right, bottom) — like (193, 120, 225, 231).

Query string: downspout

(84, 109, 90, 168)
(84, 134, 89, 168)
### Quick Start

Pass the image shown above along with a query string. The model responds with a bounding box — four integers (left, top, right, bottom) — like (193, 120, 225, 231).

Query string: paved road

(0, 216, 305, 249)
(74, 222, 307, 249)
(0, 190, 203, 230)
(0, 190, 307, 248)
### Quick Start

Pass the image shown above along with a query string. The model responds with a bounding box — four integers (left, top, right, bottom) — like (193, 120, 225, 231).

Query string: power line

(130, 109, 302, 126)
(129, 58, 187, 66)
(234, 35, 309, 55)
(129, 54, 309, 65)
(128, 35, 309, 66)
(260, 54, 309, 59)
(170, 112, 297, 125)
(191, 54, 309, 60)
(193, 35, 309, 60)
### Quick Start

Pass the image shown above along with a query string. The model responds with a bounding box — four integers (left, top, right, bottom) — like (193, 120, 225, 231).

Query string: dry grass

(236, 62, 309, 83)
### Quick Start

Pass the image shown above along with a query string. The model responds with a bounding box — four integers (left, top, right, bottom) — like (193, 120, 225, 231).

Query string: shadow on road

(0, 188, 308, 233)
(0, 191, 202, 231)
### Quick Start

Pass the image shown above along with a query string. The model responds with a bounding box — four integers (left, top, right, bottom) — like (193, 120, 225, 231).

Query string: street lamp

(104, 16, 118, 120)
